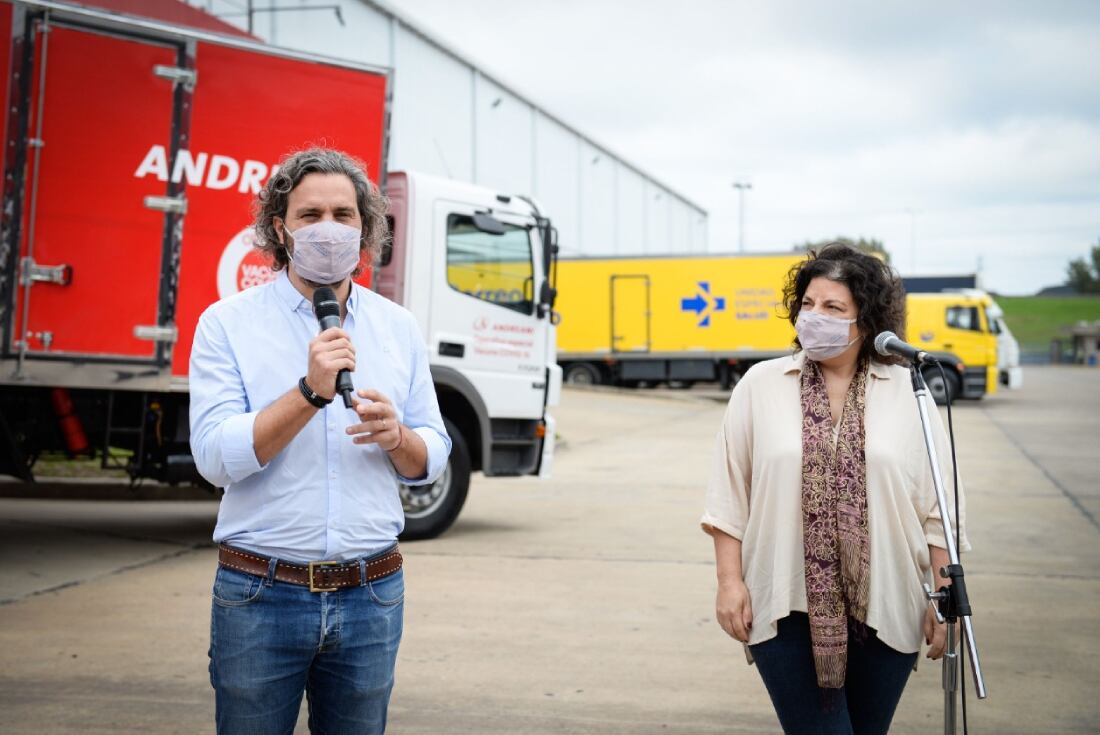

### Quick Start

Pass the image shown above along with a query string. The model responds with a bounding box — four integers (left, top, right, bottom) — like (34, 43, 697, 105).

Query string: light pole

(732, 181, 752, 252)
(905, 208, 918, 273)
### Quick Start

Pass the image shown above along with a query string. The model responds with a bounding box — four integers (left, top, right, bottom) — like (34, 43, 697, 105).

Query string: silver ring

(381, 418, 386, 430)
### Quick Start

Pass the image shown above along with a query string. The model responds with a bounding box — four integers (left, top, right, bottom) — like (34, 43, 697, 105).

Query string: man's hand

(306, 327, 355, 400)
(347, 389, 403, 451)
(716, 579, 754, 643)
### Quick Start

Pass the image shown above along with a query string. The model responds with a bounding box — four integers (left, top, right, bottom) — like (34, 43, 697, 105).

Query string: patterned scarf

(800, 358, 871, 689)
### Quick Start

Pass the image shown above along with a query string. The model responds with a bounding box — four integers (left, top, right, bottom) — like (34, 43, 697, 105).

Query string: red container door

(169, 43, 388, 377)
(12, 23, 180, 361)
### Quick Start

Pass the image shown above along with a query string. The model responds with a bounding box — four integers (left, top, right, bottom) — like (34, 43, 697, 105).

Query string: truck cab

(378, 171, 561, 538)
(906, 293, 999, 403)
(958, 291, 1023, 390)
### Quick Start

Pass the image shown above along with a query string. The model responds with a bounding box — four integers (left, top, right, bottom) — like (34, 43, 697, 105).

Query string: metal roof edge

(363, 0, 707, 217)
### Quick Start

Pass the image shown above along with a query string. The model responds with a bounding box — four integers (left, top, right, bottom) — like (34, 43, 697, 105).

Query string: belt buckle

(308, 560, 339, 592)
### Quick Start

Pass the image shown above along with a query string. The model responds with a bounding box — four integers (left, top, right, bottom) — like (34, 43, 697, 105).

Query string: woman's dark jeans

(749, 612, 918, 735)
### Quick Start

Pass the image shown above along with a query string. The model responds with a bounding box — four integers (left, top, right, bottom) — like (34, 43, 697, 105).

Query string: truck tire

(923, 368, 960, 406)
(564, 362, 602, 385)
(399, 417, 470, 540)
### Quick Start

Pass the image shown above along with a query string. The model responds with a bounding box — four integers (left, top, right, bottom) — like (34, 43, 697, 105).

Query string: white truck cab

(379, 171, 561, 538)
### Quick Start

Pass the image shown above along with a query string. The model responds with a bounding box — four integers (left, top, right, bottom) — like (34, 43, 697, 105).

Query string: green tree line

(793, 237, 890, 262)
(1066, 240, 1100, 294)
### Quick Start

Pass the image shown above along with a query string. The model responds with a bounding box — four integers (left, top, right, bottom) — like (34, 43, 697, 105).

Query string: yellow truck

(906, 292, 1000, 402)
(555, 253, 1002, 402)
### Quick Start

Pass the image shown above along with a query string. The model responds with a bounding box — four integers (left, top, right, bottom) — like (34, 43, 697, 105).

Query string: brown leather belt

(218, 544, 402, 593)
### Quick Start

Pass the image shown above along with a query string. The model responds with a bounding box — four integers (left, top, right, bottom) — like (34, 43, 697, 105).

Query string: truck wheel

(399, 417, 470, 540)
(923, 368, 960, 406)
(564, 362, 601, 385)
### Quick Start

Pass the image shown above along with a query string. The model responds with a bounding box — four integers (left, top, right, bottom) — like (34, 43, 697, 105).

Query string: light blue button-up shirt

(189, 270, 451, 562)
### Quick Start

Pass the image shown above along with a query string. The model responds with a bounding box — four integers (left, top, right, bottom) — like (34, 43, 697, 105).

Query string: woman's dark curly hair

(252, 147, 389, 275)
(781, 243, 907, 364)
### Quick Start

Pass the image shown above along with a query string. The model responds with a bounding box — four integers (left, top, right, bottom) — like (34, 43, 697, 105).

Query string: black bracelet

(298, 376, 332, 409)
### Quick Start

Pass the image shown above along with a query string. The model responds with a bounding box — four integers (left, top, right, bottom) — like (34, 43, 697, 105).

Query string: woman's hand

(923, 604, 957, 660)
(716, 579, 754, 643)
(925, 545, 957, 660)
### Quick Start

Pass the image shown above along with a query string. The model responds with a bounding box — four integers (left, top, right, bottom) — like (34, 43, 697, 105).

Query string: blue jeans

(208, 551, 404, 735)
(749, 613, 917, 735)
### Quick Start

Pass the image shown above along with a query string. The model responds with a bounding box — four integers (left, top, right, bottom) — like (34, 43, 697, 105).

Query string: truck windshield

(945, 305, 984, 332)
(446, 214, 534, 315)
(986, 308, 1002, 335)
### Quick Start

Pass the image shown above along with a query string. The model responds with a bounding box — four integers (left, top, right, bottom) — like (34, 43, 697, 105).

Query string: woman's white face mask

(282, 219, 362, 285)
(796, 310, 859, 361)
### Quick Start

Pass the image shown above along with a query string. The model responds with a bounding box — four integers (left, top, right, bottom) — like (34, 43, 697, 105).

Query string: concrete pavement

(0, 366, 1098, 733)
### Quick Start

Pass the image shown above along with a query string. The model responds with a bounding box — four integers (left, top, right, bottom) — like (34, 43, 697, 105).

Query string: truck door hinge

(134, 325, 178, 343)
(153, 64, 197, 90)
(20, 257, 72, 286)
(144, 195, 188, 215)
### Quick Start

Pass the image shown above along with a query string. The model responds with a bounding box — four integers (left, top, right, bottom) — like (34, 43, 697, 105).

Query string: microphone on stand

(312, 287, 355, 408)
(874, 331, 939, 365)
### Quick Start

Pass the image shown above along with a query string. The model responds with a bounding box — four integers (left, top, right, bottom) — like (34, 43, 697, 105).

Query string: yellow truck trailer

(555, 253, 1001, 402)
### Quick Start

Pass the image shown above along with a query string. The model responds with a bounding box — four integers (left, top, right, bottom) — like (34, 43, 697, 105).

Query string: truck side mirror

(540, 225, 558, 275)
(538, 280, 558, 319)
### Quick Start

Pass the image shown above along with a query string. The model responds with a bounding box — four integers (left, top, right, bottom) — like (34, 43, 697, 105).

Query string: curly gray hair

(253, 147, 388, 275)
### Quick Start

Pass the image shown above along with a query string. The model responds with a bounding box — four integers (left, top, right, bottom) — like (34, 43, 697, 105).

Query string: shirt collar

(345, 281, 359, 317)
(274, 269, 359, 317)
(274, 268, 309, 313)
(783, 349, 892, 380)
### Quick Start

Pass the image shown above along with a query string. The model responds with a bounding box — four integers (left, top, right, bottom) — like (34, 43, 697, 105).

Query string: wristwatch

(298, 376, 332, 408)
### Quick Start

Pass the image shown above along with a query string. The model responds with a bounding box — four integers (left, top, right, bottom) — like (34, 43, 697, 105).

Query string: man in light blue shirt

(190, 147, 450, 734)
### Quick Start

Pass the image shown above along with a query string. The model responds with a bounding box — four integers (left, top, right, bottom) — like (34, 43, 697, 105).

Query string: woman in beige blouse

(702, 243, 968, 734)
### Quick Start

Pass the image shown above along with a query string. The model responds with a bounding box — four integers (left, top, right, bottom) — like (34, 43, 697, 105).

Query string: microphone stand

(909, 366, 988, 734)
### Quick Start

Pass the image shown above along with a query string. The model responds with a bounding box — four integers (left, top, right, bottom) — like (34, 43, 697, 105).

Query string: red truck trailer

(0, 0, 563, 538)
(0, 0, 388, 479)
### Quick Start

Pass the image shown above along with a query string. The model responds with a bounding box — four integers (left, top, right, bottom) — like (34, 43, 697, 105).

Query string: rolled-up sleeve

(188, 308, 264, 488)
(918, 395, 971, 552)
(395, 315, 452, 485)
(701, 373, 754, 540)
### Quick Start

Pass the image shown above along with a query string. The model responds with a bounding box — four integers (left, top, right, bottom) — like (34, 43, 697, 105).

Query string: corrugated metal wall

(190, 0, 708, 257)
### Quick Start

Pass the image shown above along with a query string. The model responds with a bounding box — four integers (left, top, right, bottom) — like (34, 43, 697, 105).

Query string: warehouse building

(188, 0, 708, 257)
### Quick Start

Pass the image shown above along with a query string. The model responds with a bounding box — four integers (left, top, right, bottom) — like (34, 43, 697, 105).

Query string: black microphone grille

(873, 331, 897, 356)
(312, 287, 340, 319)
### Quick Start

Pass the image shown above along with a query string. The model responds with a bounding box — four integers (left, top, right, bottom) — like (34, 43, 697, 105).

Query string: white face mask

(282, 220, 362, 284)
(796, 310, 859, 361)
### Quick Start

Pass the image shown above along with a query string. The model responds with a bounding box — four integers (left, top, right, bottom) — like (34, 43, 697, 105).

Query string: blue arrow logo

(681, 294, 708, 314)
(680, 281, 726, 327)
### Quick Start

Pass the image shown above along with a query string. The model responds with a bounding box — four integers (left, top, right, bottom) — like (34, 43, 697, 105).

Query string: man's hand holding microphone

(307, 287, 407, 455)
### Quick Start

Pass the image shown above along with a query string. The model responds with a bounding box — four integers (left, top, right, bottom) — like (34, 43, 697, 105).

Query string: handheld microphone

(312, 287, 355, 408)
(874, 331, 939, 365)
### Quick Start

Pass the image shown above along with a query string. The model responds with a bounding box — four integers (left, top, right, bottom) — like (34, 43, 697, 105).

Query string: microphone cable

(933, 361, 969, 734)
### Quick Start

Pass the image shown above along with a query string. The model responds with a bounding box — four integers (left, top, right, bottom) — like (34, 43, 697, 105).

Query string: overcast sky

(391, 0, 1099, 295)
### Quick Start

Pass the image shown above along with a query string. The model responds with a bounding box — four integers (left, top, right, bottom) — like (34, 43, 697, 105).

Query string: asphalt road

(0, 366, 1098, 733)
